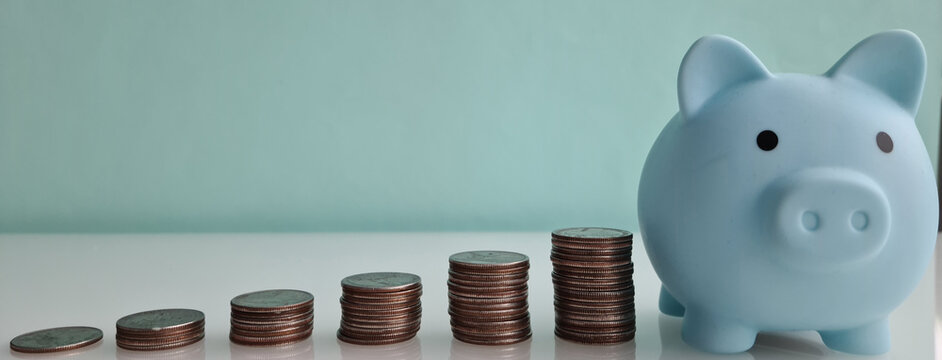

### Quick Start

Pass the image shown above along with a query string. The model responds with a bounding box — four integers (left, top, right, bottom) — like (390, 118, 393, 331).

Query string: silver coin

(117, 309, 205, 332)
(552, 228, 632, 241)
(449, 251, 529, 267)
(231, 289, 314, 311)
(10, 326, 103, 353)
(342, 272, 422, 292)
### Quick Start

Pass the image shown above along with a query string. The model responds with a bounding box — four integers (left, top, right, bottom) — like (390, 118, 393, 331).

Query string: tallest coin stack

(551, 228, 635, 344)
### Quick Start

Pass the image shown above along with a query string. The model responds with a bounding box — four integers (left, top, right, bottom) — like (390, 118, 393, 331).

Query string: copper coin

(551, 239, 632, 251)
(448, 288, 528, 300)
(230, 329, 312, 346)
(449, 250, 529, 268)
(341, 272, 422, 293)
(452, 328, 532, 341)
(341, 308, 422, 322)
(552, 271, 632, 285)
(555, 322, 635, 334)
(555, 287, 635, 300)
(551, 245, 632, 256)
(340, 302, 422, 316)
(230, 322, 313, 337)
(555, 309, 635, 321)
(453, 331, 532, 346)
(340, 322, 420, 336)
(448, 277, 529, 290)
(446, 281, 527, 293)
(340, 298, 419, 311)
(231, 316, 313, 332)
(117, 334, 204, 351)
(551, 251, 632, 263)
(117, 309, 205, 334)
(231, 307, 313, 321)
(338, 327, 419, 340)
(447, 269, 528, 282)
(555, 327, 635, 344)
(341, 292, 422, 305)
(231, 308, 314, 324)
(552, 281, 634, 292)
(10, 326, 103, 354)
(556, 300, 635, 311)
(450, 315, 530, 332)
(448, 298, 528, 312)
(231, 289, 314, 314)
(550, 255, 633, 267)
(116, 325, 204, 342)
(448, 292, 528, 305)
(448, 306, 529, 320)
(552, 264, 634, 276)
(336, 330, 416, 346)
(552, 227, 633, 242)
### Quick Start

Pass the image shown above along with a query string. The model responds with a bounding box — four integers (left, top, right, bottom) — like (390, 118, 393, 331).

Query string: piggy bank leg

(682, 309, 757, 353)
(659, 286, 685, 316)
(818, 318, 890, 355)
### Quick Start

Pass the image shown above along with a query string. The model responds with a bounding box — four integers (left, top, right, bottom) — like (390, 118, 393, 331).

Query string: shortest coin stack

(116, 309, 205, 351)
(338, 272, 423, 345)
(230, 289, 315, 346)
(10, 326, 103, 353)
(448, 250, 532, 345)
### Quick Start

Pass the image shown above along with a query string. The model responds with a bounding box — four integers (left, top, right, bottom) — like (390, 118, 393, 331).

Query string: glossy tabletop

(0, 233, 935, 359)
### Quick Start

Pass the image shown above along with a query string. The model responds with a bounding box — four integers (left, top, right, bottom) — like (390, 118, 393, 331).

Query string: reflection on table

(230, 338, 314, 360)
(338, 337, 421, 360)
(656, 315, 889, 360)
(553, 336, 636, 360)
(449, 338, 531, 360)
(115, 340, 205, 360)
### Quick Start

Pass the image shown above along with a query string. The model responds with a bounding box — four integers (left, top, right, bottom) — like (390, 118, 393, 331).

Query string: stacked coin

(338, 272, 423, 345)
(552, 227, 635, 344)
(116, 309, 205, 351)
(10, 326, 103, 353)
(230, 289, 314, 346)
(448, 250, 532, 345)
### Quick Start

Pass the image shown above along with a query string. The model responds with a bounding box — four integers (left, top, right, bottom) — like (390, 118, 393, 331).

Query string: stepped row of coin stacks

(448, 250, 532, 345)
(338, 272, 424, 345)
(229, 289, 315, 346)
(116, 309, 206, 351)
(551, 227, 636, 344)
(10, 228, 637, 353)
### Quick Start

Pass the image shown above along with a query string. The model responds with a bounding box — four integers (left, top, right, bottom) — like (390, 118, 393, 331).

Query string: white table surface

(0, 233, 935, 360)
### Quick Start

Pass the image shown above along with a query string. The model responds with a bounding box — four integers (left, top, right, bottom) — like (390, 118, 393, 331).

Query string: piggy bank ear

(825, 30, 926, 117)
(678, 35, 771, 119)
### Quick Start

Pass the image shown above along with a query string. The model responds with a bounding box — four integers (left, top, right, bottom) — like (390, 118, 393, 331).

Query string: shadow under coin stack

(448, 250, 532, 345)
(229, 289, 315, 346)
(338, 272, 423, 345)
(552, 227, 635, 344)
(116, 309, 205, 351)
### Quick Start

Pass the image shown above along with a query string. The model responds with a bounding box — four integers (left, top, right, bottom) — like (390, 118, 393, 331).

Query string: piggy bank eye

(756, 130, 778, 151)
(876, 132, 893, 153)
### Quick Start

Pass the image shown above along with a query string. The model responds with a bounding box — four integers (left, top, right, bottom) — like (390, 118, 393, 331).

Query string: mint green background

(1, 1, 939, 233)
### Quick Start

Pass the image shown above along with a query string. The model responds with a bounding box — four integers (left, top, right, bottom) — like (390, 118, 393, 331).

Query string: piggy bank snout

(766, 168, 890, 270)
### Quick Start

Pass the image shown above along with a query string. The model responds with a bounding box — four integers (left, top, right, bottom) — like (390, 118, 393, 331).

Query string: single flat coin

(449, 251, 529, 268)
(552, 228, 633, 241)
(342, 273, 422, 293)
(231, 289, 314, 313)
(117, 309, 205, 333)
(10, 326, 103, 353)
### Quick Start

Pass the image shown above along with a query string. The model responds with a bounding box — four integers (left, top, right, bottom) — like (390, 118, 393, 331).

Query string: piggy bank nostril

(851, 211, 869, 231)
(801, 211, 820, 231)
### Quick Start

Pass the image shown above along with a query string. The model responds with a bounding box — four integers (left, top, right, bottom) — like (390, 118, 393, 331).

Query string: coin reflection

(450, 338, 530, 360)
(554, 336, 635, 360)
(115, 339, 205, 360)
(229, 337, 314, 360)
(10, 340, 103, 359)
(338, 337, 421, 360)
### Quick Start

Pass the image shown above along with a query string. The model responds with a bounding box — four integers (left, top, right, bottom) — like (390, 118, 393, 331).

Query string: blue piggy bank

(638, 30, 938, 355)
